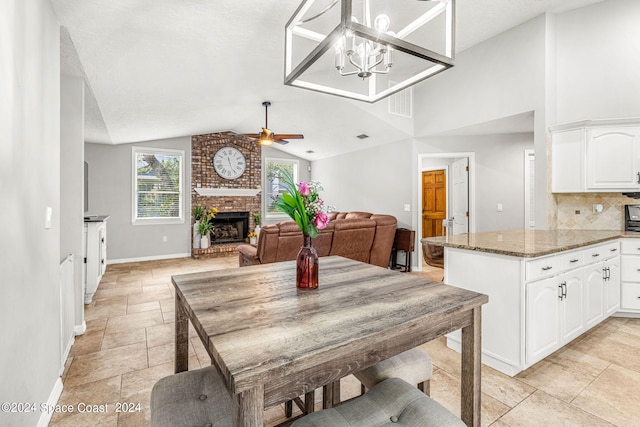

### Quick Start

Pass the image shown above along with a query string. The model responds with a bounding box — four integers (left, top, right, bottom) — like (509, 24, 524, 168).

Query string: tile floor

(50, 255, 640, 426)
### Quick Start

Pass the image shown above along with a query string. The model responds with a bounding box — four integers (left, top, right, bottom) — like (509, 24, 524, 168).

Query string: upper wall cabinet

(551, 119, 640, 193)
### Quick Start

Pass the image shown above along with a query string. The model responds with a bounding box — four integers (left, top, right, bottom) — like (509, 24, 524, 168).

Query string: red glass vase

(296, 234, 319, 290)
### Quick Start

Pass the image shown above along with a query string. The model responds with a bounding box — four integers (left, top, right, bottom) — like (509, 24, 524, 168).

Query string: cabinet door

(584, 264, 604, 330)
(561, 272, 585, 344)
(552, 128, 585, 193)
(604, 257, 621, 316)
(526, 277, 561, 365)
(586, 127, 640, 190)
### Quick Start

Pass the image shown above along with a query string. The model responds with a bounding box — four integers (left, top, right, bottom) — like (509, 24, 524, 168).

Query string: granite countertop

(422, 229, 640, 258)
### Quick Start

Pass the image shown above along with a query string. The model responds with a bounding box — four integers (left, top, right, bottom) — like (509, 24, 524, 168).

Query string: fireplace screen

(210, 211, 249, 244)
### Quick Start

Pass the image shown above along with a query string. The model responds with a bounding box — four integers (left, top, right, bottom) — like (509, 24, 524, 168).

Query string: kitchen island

(422, 229, 637, 376)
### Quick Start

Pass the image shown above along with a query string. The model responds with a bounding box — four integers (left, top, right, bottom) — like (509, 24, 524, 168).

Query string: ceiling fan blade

(243, 133, 260, 138)
(274, 134, 304, 140)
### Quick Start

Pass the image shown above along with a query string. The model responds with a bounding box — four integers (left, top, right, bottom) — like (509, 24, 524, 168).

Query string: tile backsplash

(555, 193, 639, 230)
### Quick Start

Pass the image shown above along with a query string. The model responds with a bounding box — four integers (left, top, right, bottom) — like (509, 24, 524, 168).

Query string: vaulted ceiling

(53, 0, 603, 160)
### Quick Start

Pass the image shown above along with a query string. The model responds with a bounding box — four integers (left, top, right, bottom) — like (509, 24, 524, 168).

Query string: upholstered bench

(354, 347, 433, 395)
(150, 366, 232, 427)
(291, 377, 464, 427)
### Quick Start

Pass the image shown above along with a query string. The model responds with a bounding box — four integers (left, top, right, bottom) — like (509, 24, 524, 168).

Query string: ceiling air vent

(388, 83, 413, 118)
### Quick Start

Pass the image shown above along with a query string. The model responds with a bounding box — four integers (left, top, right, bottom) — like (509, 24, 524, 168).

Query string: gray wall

(312, 139, 414, 229)
(85, 137, 192, 262)
(85, 140, 310, 261)
(0, 0, 62, 425)
(417, 133, 535, 232)
(60, 75, 86, 332)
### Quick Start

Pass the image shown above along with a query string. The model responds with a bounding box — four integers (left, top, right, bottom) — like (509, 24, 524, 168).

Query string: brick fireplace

(191, 132, 261, 259)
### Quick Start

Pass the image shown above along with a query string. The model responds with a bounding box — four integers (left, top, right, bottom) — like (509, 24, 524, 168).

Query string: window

(132, 147, 184, 224)
(264, 158, 299, 218)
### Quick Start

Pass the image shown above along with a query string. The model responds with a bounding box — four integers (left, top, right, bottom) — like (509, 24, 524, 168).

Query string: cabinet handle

(558, 284, 564, 300)
(561, 281, 567, 299)
(592, 253, 600, 258)
(542, 266, 553, 271)
(637, 172, 640, 184)
(570, 259, 579, 263)
(610, 248, 618, 252)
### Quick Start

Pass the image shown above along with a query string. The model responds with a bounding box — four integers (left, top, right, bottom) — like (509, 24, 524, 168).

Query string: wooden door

(422, 170, 446, 238)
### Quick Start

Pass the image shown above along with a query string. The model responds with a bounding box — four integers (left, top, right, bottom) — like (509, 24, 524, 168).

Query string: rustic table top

(172, 256, 488, 411)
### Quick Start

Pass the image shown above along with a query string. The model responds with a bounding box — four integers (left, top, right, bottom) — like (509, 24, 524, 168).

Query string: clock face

(213, 147, 246, 179)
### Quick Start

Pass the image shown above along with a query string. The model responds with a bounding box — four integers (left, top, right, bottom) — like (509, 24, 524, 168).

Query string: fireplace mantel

(194, 188, 261, 197)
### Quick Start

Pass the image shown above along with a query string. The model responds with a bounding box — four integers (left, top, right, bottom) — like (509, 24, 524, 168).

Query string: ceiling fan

(243, 101, 304, 146)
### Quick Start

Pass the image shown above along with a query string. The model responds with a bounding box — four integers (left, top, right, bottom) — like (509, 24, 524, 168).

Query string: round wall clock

(213, 146, 246, 179)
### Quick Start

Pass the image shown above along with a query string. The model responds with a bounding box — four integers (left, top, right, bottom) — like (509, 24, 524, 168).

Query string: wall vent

(388, 83, 413, 118)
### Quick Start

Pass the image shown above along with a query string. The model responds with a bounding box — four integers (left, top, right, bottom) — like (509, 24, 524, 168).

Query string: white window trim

(132, 146, 185, 225)
(264, 157, 299, 220)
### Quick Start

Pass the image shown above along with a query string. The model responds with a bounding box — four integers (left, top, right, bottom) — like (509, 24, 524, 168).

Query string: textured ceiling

(52, 0, 603, 160)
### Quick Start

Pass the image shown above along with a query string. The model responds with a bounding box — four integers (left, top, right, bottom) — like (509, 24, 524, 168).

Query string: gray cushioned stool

(354, 347, 433, 396)
(291, 377, 464, 427)
(150, 366, 232, 427)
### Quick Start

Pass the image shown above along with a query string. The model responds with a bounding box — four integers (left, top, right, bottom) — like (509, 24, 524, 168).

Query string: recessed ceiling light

(356, 134, 369, 139)
(306, 150, 315, 154)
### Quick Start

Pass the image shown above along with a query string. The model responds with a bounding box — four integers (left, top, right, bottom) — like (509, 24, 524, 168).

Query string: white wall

(413, 14, 550, 229)
(312, 139, 414, 229)
(416, 134, 534, 232)
(60, 75, 86, 332)
(85, 137, 192, 262)
(0, 0, 62, 425)
(555, 0, 640, 123)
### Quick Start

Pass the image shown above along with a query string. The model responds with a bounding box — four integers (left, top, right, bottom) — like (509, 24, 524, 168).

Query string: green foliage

(193, 205, 205, 221)
(197, 219, 214, 237)
(272, 167, 319, 238)
(253, 212, 261, 226)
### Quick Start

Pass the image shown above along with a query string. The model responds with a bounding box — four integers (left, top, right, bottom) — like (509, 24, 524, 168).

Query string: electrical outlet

(162, 236, 168, 243)
(497, 203, 503, 212)
(403, 204, 411, 212)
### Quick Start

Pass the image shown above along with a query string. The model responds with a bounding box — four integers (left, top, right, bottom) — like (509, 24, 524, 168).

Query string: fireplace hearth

(211, 211, 249, 244)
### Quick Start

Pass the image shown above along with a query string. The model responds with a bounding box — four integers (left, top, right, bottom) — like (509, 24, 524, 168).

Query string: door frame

(415, 152, 476, 271)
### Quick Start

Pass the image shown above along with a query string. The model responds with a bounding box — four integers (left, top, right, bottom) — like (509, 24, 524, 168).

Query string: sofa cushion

(329, 218, 376, 264)
(291, 378, 464, 427)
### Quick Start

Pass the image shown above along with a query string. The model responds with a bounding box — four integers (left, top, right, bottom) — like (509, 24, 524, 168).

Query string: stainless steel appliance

(625, 204, 640, 231)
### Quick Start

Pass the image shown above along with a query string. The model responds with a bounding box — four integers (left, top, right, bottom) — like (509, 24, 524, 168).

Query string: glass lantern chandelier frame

(284, 0, 455, 103)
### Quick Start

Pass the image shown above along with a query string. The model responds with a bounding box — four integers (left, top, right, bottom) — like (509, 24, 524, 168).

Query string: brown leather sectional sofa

(237, 211, 397, 268)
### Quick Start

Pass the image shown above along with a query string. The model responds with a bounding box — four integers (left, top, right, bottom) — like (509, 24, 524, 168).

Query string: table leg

(322, 380, 341, 409)
(175, 294, 189, 373)
(233, 385, 264, 427)
(461, 306, 481, 427)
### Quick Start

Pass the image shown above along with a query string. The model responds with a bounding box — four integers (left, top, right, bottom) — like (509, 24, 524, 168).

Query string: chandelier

(285, 0, 455, 103)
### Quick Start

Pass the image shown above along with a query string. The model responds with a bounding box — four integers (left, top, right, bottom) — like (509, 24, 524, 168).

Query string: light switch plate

(45, 207, 52, 229)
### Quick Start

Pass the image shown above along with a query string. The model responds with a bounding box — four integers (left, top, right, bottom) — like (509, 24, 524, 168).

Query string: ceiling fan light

(259, 128, 274, 146)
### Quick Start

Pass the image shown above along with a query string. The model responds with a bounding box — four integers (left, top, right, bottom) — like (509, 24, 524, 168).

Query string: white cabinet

(619, 238, 640, 314)
(586, 127, 640, 190)
(445, 239, 621, 376)
(526, 269, 585, 364)
(551, 128, 585, 193)
(551, 119, 640, 193)
(84, 219, 107, 304)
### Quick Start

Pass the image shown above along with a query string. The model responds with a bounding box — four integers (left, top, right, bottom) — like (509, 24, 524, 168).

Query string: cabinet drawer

(525, 257, 559, 282)
(557, 251, 584, 271)
(621, 283, 640, 310)
(583, 241, 619, 262)
(621, 239, 640, 255)
(621, 255, 640, 281)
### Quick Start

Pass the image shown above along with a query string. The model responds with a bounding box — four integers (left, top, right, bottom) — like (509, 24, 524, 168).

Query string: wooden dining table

(172, 256, 488, 427)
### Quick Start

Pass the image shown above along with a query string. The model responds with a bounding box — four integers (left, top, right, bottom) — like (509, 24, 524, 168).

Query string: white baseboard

(37, 377, 63, 427)
(74, 321, 86, 336)
(107, 252, 191, 265)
